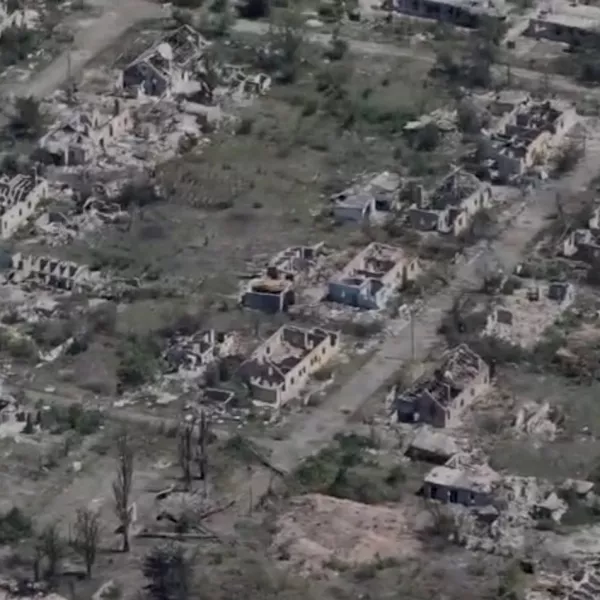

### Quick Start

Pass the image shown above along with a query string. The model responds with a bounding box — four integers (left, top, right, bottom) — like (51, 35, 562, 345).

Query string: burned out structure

(239, 325, 340, 410)
(392, 0, 506, 28)
(10, 253, 102, 293)
(240, 244, 325, 313)
(38, 98, 132, 166)
(327, 242, 420, 310)
(478, 98, 578, 181)
(563, 228, 600, 266)
(164, 330, 235, 379)
(525, 2, 600, 47)
(118, 25, 208, 97)
(408, 169, 492, 236)
(391, 344, 490, 428)
(330, 171, 401, 225)
(422, 464, 497, 506)
(0, 172, 48, 239)
(485, 280, 575, 348)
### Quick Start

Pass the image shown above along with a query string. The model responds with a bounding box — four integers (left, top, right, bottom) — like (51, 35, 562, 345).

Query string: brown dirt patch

(271, 493, 421, 576)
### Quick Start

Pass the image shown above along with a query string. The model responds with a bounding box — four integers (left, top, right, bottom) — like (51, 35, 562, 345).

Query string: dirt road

(1, 0, 163, 101)
(233, 19, 598, 100)
(264, 122, 600, 474)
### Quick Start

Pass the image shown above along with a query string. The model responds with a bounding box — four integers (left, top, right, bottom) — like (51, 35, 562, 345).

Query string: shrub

(117, 335, 162, 388)
(0, 507, 33, 544)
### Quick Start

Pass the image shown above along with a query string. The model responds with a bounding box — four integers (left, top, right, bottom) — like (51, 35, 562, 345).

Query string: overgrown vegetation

(116, 334, 163, 389)
(292, 433, 406, 504)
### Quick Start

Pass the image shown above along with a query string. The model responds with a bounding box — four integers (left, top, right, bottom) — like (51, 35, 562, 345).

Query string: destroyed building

(164, 330, 235, 379)
(0, 0, 38, 37)
(405, 426, 459, 465)
(422, 464, 497, 506)
(408, 169, 492, 236)
(38, 98, 132, 166)
(265, 243, 325, 282)
(391, 344, 490, 428)
(563, 228, 600, 265)
(10, 253, 102, 293)
(392, 0, 506, 27)
(479, 98, 578, 181)
(118, 25, 209, 97)
(0, 172, 48, 239)
(525, 2, 600, 47)
(327, 242, 420, 310)
(485, 280, 575, 348)
(238, 326, 340, 410)
(241, 244, 325, 313)
(330, 171, 401, 225)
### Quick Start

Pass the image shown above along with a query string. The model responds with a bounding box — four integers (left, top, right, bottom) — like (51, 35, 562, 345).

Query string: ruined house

(0, 0, 38, 37)
(164, 330, 235, 379)
(38, 99, 132, 166)
(11, 253, 101, 293)
(330, 171, 401, 224)
(526, 2, 600, 47)
(266, 243, 325, 282)
(391, 344, 490, 428)
(241, 244, 325, 313)
(119, 25, 209, 97)
(485, 280, 575, 348)
(238, 325, 340, 410)
(327, 242, 420, 310)
(479, 98, 578, 181)
(0, 172, 48, 239)
(563, 228, 600, 265)
(422, 464, 497, 506)
(409, 169, 492, 236)
(393, 0, 506, 27)
(241, 278, 294, 314)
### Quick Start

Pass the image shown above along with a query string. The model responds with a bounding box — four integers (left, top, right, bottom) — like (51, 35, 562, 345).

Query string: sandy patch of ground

(271, 493, 421, 575)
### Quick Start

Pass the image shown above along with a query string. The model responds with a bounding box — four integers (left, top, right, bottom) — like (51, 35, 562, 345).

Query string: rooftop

(0, 174, 36, 210)
(424, 465, 496, 493)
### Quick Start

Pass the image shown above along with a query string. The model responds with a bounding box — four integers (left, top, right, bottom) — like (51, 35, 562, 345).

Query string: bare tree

(72, 508, 101, 578)
(38, 523, 64, 585)
(196, 410, 208, 481)
(178, 422, 193, 490)
(112, 429, 134, 552)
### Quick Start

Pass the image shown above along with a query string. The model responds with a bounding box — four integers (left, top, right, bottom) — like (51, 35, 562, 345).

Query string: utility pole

(410, 310, 415, 361)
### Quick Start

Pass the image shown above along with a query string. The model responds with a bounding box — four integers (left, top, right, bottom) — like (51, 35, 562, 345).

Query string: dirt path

(262, 121, 600, 474)
(233, 19, 599, 100)
(0, 0, 164, 102)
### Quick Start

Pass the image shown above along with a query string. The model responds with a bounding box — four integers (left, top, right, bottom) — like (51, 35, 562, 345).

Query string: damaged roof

(430, 168, 483, 210)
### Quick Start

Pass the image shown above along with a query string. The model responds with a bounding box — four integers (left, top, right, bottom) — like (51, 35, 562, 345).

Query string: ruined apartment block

(0, 172, 48, 239)
(239, 326, 340, 410)
(479, 98, 578, 182)
(392, 0, 506, 28)
(485, 281, 575, 348)
(39, 98, 132, 166)
(330, 171, 401, 225)
(390, 344, 490, 428)
(11, 253, 101, 293)
(409, 169, 492, 237)
(525, 2, 600, 47)
(118, 25, 209, 98)
(241, 243, 325, 313)
(327, 242, 420, 310)
(164, 330, 235, 379)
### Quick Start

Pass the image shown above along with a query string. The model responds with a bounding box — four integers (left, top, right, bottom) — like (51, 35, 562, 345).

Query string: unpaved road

(264, 122, 600, 474)
(1, 0, 164, 101)
(233, 19, 599, 101)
